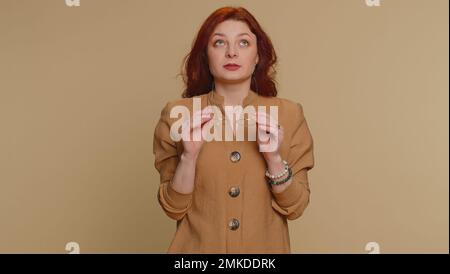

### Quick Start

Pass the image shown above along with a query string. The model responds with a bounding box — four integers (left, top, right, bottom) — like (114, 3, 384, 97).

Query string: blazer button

(228, 218, 240, 230)
(228, 186, 240, 198)
(230, 151, 241, 163)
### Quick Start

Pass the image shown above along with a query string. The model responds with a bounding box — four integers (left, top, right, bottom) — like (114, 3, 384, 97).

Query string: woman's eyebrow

(212, 32, 252, 38)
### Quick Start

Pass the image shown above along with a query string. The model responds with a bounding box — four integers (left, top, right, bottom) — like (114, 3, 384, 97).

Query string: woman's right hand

(180, 109, 214, 159)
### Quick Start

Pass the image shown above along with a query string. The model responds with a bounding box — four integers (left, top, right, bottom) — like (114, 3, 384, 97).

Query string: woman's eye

(240, 40, 249, 47)
(213, 39, 249, 47)
(214, 40, 224, 46)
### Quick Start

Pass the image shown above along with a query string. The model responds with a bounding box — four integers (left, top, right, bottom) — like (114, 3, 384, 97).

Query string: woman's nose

(226, 46, 238, 58)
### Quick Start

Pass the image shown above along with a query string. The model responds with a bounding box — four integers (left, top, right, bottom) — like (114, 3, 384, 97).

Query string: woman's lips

(223, 64, 241, 71)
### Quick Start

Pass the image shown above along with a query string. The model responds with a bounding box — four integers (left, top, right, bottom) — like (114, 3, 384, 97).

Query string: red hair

(180, 6, 278, 98)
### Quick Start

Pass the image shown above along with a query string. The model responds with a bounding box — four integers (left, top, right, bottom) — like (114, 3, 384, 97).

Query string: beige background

(0, 0, 448, 253)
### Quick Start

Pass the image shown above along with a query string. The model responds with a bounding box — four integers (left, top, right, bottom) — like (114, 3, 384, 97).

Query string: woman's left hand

(255, 111, 284, 163)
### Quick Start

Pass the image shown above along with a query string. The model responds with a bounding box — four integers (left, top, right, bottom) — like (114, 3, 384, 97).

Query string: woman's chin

(216, 75, 251, 84)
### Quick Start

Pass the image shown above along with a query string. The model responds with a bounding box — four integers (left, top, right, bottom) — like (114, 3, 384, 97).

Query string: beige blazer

(153, 89, 315, 253)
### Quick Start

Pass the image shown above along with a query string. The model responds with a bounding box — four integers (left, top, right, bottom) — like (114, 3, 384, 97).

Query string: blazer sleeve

(271, 102, 315, 220)
(153, 101, 193, 221)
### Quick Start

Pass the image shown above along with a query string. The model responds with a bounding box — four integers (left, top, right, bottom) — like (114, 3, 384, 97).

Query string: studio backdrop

(0, 0, 448, 253)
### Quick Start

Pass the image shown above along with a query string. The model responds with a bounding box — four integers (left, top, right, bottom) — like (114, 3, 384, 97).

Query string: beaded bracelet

(268, 167, 292, 186)
(265, 160, 289, 179)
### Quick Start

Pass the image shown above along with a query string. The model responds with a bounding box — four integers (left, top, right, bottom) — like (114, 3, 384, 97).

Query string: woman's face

(207, 20, 259, 84)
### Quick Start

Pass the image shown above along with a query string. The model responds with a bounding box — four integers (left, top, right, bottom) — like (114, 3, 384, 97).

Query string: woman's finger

(255, 122, 280, 133)
(256, 112, 278, 126)
(197, 114, 214, 128)
(180, 112, 208, 139)
(191, 112, 213, 129)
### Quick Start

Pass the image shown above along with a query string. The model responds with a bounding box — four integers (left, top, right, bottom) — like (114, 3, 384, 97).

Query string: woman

(153, 6, 314, 253)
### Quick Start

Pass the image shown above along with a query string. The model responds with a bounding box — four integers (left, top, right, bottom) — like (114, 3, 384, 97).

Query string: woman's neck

(214, 79, 251, 106)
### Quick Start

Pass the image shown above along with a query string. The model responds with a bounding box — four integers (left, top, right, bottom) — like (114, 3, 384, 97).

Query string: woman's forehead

(212, 20, 255, 38)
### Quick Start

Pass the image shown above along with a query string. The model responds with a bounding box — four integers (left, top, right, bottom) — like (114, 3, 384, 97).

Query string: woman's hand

(255, 111, 292, 192)
(255, 111, 284, 163)
(180, 109, 214, 159)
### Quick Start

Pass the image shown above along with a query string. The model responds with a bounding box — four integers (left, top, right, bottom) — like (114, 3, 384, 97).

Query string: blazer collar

(207, 89, 258, 111)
